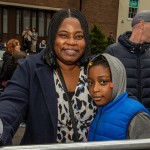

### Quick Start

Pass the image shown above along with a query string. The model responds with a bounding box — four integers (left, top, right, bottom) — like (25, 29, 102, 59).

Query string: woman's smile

(62, 49, 79, 55)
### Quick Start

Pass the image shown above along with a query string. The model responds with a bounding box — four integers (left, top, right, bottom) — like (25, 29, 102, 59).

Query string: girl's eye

(99, 80, 108, 85)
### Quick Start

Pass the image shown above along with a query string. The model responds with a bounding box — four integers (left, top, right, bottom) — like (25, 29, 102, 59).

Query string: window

(128, 0, 139, 18)
(16, 10, 21, 34)
(38, 12, 44, 37)
(46, 13, 51, 36)
(3, 8, 8, 33)
(23, 10, 31, 29)
(32, 11, 37, 29)
(0, 7, 2, 35)
(0, 6, 56, 41)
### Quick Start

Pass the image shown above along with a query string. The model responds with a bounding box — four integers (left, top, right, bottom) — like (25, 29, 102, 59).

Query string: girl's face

(54, 17, 85, 65)
(87, 64, 113, 106)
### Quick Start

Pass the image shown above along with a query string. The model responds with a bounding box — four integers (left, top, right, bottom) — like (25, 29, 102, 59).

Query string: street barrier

(1, 138, 150, 150)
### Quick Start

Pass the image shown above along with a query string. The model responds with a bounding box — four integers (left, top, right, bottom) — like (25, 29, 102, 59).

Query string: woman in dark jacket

(0, 9, 97, 145)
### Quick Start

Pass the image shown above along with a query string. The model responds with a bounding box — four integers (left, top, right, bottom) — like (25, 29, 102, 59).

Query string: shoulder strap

(57, 67, 80, 142)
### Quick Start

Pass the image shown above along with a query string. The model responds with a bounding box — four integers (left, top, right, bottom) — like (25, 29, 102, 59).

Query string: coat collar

(118, 31, 150, 54)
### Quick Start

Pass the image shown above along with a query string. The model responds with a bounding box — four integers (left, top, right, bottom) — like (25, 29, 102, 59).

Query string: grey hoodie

(102, 53, 126, 100)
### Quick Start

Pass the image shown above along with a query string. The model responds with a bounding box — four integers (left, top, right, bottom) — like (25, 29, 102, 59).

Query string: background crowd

(22, 26, 46, 54)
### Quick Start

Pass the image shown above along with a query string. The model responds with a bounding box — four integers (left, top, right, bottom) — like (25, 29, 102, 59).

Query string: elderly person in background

(105, 10, 150, 111)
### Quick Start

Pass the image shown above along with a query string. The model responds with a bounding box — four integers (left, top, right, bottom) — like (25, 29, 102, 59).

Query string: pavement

(12, 127, 25, 145)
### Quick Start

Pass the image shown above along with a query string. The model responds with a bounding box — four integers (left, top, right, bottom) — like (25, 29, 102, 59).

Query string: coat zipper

(137, 51, 141, 101)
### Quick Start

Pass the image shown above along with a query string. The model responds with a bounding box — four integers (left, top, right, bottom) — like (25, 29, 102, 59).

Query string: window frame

(128, 0, 139, 19)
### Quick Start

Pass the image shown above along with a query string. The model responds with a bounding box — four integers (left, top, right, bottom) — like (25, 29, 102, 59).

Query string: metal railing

(1, 138, 150, 150)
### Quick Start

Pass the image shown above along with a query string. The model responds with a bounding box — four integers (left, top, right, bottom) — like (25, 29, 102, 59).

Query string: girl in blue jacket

(87, 53, 150, 141)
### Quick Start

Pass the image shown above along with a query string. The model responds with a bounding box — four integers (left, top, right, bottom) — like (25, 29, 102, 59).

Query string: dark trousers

(23, 40, 31, 53)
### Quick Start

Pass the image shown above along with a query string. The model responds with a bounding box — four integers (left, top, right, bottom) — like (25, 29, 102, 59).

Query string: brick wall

(82, 0, 119, 39)
(1, 0, 119, 39)
(0, 0, 80, 9)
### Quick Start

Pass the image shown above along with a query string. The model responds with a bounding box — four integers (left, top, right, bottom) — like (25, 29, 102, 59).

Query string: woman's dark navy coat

(0, 51, 58, 145)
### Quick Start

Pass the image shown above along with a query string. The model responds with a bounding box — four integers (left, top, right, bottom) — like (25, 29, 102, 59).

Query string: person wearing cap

(105, 10, 150, 111)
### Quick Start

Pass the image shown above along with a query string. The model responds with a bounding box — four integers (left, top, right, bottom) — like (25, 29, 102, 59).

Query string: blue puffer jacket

(105, 31, 150, 111)
(88, 92, 149, 141)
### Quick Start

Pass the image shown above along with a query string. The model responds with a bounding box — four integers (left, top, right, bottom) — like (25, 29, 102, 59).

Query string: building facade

(0, 0, 119, 45)
(117, 0, 150, 39)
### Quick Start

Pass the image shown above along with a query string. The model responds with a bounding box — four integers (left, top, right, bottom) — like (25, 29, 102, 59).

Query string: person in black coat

(105, 10, 150, 111)
(0, 39, 22, 89)
(0, 51, 26, 88)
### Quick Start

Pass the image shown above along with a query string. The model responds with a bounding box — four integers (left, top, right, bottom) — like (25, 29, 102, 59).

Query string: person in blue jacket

(87, 53, 150, 141)
(0, 9, 97, 145)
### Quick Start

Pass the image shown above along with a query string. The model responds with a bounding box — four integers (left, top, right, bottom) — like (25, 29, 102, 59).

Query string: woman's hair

(44, 8, 91, 67)
(6, 39, 20, 54)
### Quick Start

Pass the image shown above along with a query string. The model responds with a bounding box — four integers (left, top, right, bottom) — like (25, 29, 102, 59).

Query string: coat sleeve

(0, 59, 30, 145)
(128, 112, 150, 139)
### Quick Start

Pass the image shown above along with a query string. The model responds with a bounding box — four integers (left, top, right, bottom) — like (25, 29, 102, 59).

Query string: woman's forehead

(59, 18, 82, 29)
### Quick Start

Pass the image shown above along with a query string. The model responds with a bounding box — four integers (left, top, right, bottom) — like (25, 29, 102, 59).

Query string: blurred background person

(0, 39, 21, 90)
(0, 51, 26, 89)
(38, 39, 46, 53)
(107, 32, 115, 45)
(22, 26, 32, 53)
(31, 28, 38, 53)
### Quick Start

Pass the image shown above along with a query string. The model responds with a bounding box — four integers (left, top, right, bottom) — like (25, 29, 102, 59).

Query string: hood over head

(88, 53, 126, 100)
(102, 53, 126, 100)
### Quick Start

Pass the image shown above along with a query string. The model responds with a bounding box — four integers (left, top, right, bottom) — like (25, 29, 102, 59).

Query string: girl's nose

(92, 83, 101, 93)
